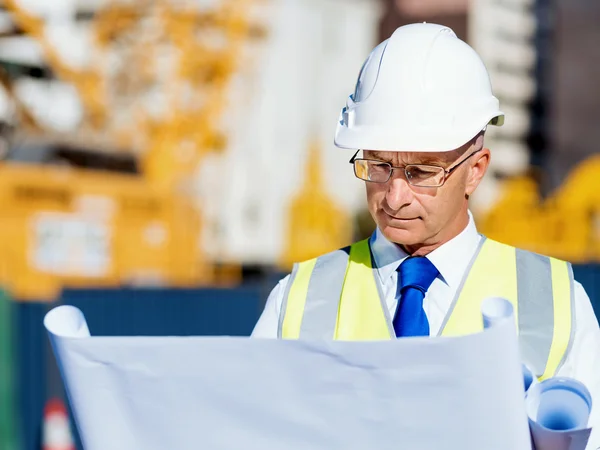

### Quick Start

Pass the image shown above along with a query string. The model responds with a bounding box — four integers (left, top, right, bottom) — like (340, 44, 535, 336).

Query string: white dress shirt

(252, 214, 600, 449)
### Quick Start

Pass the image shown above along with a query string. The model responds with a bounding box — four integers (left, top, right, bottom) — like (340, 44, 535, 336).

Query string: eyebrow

(368, 152, 392, 162)
(368, 152, 445, 165)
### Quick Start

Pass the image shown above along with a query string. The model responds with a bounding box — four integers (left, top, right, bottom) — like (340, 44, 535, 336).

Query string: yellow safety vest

(278, 236, 574, 381)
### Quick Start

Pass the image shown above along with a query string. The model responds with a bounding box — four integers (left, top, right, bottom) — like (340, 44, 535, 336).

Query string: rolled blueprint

(44, 305, 91, 338)
(522, 365, 537, 393)
(481, 297, 515, 329)
(481, 298, 539, 393)
(526, 377, 592, 450)
(481, 297, 593, 449)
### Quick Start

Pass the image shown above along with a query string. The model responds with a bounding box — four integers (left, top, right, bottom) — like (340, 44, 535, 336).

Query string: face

(363, 135, 489, 254)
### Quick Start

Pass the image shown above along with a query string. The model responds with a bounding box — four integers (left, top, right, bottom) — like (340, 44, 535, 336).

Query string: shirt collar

(369, 211, 482, 290)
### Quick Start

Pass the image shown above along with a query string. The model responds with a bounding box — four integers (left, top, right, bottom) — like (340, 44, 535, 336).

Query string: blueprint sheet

(44, 303, 532, 450)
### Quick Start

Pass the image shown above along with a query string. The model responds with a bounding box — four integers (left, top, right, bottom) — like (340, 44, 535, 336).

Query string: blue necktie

(393, 256, 439, 337)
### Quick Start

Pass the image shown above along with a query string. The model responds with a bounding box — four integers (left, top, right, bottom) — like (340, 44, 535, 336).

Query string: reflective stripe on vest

(278, 237, 574, 380)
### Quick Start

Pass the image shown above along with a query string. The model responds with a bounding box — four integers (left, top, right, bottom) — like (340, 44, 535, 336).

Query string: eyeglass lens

(354, 160, 445, 186)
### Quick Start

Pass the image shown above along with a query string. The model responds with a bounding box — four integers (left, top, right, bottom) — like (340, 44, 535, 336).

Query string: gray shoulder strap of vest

(277, 263, 299, 339)
(515, 248, 575, 377)
(299, 247, 351, 339)
(277, 247, 351, 339)
(291, 243, 392, 340)
(552, 262, 576, 375)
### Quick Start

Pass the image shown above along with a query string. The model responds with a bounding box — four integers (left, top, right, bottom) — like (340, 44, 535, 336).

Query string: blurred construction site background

(0, 0, 598, 448)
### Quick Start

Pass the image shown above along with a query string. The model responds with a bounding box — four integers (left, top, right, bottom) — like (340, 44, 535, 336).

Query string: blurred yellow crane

(479, 155, 600, 263)
(0, 0, 264, 300)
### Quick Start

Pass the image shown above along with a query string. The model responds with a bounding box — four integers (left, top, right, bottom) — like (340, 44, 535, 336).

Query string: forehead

(363, 150, 453, 165)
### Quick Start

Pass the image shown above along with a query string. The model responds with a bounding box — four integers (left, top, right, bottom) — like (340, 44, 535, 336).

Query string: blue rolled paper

(526, 377, 593, 450)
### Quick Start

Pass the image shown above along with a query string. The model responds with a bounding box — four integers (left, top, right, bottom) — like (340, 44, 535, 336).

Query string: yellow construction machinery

(281, 141, 353, 268)
(0, 0, 264, 300)
(479, 156, 600, 263)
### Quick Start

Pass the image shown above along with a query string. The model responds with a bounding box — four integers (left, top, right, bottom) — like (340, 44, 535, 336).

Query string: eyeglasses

(349, 149, 482, 187)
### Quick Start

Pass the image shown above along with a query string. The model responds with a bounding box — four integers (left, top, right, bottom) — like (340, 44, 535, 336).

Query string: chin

(379, 224, 424, 246)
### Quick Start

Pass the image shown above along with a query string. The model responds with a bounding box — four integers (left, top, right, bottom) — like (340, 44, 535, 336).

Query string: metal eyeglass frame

(348, 148, 483, 187)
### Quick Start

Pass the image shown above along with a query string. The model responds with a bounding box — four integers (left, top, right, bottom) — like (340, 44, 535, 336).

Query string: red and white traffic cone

(42, 398, 75, 450)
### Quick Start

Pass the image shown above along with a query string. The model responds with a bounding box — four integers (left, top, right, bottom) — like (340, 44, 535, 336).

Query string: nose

(385, 174, 414, 211)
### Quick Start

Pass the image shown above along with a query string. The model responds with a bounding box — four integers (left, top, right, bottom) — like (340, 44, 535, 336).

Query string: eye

(406, 166, 440, 180)
(368, 162, 391, 172)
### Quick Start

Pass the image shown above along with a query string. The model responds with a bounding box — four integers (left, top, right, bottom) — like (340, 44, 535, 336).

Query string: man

(252, 22, 600, 447)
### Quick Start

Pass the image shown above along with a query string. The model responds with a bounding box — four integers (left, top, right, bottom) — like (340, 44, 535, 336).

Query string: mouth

(383, 211, 420, 221)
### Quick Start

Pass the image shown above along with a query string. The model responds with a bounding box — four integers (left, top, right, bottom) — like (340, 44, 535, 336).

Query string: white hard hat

(334, 23, 504, 152)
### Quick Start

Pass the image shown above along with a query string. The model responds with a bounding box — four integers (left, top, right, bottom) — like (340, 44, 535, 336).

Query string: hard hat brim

(334, 112, 504, 152)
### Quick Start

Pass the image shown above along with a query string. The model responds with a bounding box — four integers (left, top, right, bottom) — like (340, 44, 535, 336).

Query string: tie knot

(397, 256, 439, 293)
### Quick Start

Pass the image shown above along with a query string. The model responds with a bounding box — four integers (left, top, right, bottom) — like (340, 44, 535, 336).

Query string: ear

(465, 147, 491, 196)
